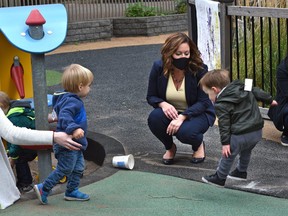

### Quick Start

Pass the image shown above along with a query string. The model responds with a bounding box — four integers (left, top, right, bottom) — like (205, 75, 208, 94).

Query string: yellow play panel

(0, 33, 33, 99)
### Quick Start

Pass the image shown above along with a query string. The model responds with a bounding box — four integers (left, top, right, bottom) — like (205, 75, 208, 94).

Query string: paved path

(2, 35, 287, 215)
(49, 33, 282, 144)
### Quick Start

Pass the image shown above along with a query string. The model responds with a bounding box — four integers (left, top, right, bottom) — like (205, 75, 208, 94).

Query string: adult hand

(166, 115, 186, 135)
(159, 102, 178, 120)
(53, 132, 82, 150)
(222, 145, 231, 158)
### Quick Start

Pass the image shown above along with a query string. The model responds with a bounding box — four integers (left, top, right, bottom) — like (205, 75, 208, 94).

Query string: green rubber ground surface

(2, 171, 288, 216)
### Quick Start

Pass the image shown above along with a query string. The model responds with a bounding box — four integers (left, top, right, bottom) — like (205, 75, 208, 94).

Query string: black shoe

(190, 156, 205, 164)
(228, 168, 247, 180)
(162, 158, 174, 165)
(19, 184, 34, 193)
(202, 173, 226, 187)
(281, 134, 288, 146)
(162, 144, 177, 165)
(190, 142, 205, 164)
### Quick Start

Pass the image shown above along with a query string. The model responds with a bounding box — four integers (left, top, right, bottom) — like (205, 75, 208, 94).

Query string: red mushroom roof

(25, 9, 46, 26)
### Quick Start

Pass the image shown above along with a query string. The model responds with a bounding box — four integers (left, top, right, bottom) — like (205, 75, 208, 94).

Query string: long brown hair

(161, 32, 203, 77)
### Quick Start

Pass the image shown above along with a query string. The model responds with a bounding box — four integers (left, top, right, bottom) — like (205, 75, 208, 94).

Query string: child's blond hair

(0, 91, 10, 114)
(199, 69, 230, 90)
(62, 64, 94, 93)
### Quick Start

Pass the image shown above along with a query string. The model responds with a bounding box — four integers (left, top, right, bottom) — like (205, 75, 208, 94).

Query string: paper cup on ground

(112, 154, 134, 170)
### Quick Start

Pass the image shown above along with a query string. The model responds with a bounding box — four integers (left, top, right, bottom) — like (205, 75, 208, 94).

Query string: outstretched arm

(0, 109, 82, 150)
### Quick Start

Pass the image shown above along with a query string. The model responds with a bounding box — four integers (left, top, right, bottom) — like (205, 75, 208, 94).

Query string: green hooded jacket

(6, 100, 35, 159)
(215, 80, 273, 146)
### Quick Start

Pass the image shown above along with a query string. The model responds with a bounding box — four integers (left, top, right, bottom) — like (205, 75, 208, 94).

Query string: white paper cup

(112, 154, 134, 170)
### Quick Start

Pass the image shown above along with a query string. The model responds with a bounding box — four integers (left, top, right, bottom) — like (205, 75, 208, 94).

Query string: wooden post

(187, 0, 197, 44)
(218, 0, 234, 70)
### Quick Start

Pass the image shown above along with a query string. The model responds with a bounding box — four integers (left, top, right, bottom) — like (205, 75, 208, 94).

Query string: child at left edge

(34, 64, 94, 204)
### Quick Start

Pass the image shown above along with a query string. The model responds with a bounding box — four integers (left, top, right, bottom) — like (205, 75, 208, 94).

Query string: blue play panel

(0, 4, 67, 54)
(21, 94, 53, 109)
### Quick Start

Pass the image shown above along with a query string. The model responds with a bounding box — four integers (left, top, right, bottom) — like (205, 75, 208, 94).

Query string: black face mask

(172, 57, 189, 70)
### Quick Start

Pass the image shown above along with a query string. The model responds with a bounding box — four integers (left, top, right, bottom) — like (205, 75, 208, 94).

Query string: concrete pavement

(2, 35, 288, 215)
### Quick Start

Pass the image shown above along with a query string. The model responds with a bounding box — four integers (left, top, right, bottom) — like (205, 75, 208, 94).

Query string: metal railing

(188, 0, 288, 101)
(229, 6, 288, 98)
(0, 0, 177, 22)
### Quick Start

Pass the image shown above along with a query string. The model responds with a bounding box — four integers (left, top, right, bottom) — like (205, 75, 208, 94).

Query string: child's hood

(52, 91, 80, 112)
(217, 80, 249, 104)
(10, 100, 32, 109)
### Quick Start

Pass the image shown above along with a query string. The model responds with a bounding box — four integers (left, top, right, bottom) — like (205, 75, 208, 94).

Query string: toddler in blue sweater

(34, 64, 94, 204)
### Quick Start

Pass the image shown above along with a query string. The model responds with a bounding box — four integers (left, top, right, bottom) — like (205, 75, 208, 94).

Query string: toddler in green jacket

(199, 69, 277, 187)
(0, 91, 37, 193)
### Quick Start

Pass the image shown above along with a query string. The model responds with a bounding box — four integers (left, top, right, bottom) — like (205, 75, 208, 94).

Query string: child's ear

(78, 83, 83, 91)
(211, 86, 220, 94)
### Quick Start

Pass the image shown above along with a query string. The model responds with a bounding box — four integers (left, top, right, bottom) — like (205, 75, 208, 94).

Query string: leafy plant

(125, 2, 158, 17)
(175, 0, 187, 14)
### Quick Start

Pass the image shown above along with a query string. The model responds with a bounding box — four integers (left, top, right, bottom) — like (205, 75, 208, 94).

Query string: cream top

(166, 74, 187, 112)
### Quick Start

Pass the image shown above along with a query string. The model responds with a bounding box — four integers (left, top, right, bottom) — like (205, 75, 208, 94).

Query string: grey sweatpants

(216, 129, 262, 179)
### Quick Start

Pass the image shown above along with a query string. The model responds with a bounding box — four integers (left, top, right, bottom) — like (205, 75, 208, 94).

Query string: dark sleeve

(182, 65, 214, 119)
(277, 60, 288, 98)
(146, 61, 165, 108)
(252, 87, 273, 104)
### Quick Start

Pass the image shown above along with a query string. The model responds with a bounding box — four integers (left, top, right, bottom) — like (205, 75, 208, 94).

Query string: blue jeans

(148, 108, 210, 151)
(42, 144, 85, 193)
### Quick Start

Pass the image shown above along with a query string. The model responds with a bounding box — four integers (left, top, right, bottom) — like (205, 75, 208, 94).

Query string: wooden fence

(0, 0, 177, 22)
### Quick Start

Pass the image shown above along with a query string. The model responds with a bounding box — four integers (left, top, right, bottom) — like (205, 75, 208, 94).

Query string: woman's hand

(53, 132, 82, 150)
(159, 102, 178, 120)
(166, 115, 186, 135)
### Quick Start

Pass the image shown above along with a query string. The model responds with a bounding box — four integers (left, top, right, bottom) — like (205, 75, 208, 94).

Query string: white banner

(195, 0, 221, 70)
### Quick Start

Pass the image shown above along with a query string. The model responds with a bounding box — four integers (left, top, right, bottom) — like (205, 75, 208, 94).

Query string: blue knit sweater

(52, 91, 88, 150)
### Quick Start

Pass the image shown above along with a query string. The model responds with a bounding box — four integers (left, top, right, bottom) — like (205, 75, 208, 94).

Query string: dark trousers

(216, 129, 262, 179)
(283, 107, 288, 135)
(148, 108, 210, 151)
(15, 149, 37, 187)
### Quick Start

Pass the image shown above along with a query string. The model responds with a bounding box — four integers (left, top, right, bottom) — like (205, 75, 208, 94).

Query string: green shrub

(125, 3, 158, 17)
(175, 0, 187, 14)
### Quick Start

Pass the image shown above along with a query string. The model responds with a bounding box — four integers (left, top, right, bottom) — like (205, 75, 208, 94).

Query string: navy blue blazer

(268, 57, 288, 131)
(146, 60, 215, 126)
